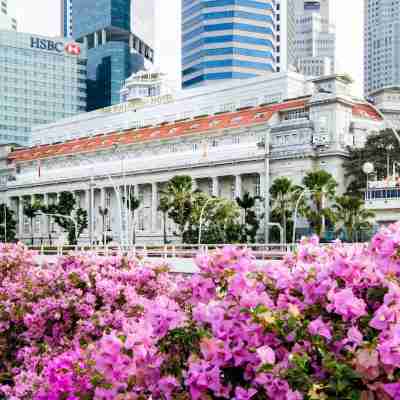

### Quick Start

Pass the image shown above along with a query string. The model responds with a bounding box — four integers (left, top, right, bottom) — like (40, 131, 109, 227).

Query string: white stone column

(100, 188, 105, 209)
(42, 194, 49, 239)
(129, 33, 134, 49)
(212, 177, 219, 197)
(151, 182, 158, 232)
(235, 175, 242, 199)
(18, 197, 23, 239)
(94, 31, 98, 48)
(259, 173, 265, 198)
(85, 190, 90, 213)
(102, 29, 106, 45)
(192, 178, 198, 191)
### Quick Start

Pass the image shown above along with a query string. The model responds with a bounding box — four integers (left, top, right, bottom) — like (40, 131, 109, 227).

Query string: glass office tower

(72, 0, 154, 110)
(0, 30, 87, 145)
(61, 0, 73, 37)
(181, 0, 276, 89)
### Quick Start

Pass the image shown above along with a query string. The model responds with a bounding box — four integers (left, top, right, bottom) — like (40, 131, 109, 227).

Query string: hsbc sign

(65, 43, 81, 55)
(30, 37, 81, 56)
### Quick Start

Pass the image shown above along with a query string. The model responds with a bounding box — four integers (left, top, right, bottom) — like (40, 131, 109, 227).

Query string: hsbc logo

(65, 43, 81, 55)
(30, 37, 81, 56)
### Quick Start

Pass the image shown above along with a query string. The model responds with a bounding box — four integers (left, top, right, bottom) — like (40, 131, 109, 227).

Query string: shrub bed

(0, 224, 400, 399)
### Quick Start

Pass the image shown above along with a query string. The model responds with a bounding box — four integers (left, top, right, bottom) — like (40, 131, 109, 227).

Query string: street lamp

(38, 211, 78, 245)
(363, 162, 375, 201)
(198, 197, 218, 245)
(257, 127, 271, 244)
(386, 144, 394, 178)
(292, 189, 317, 244)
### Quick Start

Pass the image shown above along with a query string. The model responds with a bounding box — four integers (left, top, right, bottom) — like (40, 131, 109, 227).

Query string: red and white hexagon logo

(65, 43, 81, 55)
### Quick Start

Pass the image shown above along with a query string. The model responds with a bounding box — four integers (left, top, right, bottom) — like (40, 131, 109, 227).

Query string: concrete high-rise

(61, 0, 72, 37)
(275, 0, 296, 73)
(0, 0, 17, 31)
(181, 0, 276, 89)
(294, 0, 336, 77)
(72, 0, 154, 111)
(364, 0, 400, 95)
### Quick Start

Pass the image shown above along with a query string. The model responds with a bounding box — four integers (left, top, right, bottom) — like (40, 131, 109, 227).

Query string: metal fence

(29, 243, 298, 260)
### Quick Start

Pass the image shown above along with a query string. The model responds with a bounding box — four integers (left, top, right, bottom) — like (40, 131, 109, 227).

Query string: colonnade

(8, 172, 264, 244)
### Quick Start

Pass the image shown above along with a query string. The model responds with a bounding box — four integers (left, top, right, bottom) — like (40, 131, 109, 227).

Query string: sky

(14, 0, 364, 94)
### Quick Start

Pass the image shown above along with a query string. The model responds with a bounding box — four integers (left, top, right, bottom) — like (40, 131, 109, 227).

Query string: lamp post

(257, 127, 271, 244)
(112, 144, 129, 248)
(292, 189, 317, 244)
(198, 197, 218, 245)
(386, 144, 394, 178)
(88, 175, 96, 246)
(38, 211, 78, 245)
(363, 162, 375, 201)
(3, 203, 7, 243)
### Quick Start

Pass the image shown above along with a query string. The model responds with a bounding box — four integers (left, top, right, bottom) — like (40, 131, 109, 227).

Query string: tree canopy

(344, 130, 400, 196)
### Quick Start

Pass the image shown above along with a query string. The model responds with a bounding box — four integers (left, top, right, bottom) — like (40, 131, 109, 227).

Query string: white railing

(29, 243, 297, 259)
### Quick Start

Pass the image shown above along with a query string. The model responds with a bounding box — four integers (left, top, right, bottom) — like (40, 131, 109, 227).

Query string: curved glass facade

(182, 0, 276, 88)
(72, 0, 150, 111)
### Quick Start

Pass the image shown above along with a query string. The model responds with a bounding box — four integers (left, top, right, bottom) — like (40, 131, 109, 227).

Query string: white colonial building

(0, 74, 394, 245)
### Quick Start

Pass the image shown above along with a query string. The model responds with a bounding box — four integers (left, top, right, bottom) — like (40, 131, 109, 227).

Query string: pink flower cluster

(0, 223, 400, 399)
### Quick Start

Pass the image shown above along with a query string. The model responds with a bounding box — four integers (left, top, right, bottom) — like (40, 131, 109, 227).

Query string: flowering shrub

(1, 223, 400, 399)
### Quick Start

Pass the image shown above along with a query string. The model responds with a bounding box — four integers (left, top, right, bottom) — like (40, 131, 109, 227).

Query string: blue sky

(14, 0, 364, 94)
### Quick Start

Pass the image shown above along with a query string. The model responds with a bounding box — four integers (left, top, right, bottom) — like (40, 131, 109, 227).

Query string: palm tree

(301, 170, 338, 239)
(98, 206, 109, 245)
(333, 196, 375, 242)
(125, 193, 140, 245)
(23, 199, 41, 245)
(236, 192, 260, 243)
(270, 177, 298, 244)
(41, 203, 58, 246)
(160, 175, 196, 241)
(236, 192, 256, 222)
(158, 197, 170, 244)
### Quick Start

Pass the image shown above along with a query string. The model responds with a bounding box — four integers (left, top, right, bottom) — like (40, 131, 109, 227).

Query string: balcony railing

(366, 187, 400, 201)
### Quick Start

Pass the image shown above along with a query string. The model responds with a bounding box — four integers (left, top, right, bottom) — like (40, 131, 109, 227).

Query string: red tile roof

(8, 98, 382, 164)
(352, 103, 382, 121)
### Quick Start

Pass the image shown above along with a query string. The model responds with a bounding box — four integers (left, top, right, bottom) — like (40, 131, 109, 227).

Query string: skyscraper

(364, 0, 400, 95)
(275, 0, 296, 72)
(0, 0, 17, 31)
(61, 0, 73, 37)
(294, 0, 336, 77)
(72, 0, 154, 111)
(181, 0, 276, 89)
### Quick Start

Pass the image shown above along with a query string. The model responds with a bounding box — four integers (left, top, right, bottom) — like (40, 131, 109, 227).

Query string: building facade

(181, 0, 276, 89)
(294, 0, 336, 77)
(369, 86, 400, 130)
(72, 0, 154, 111)
(31, 71, 309, 146)
(120, 69, 171, 103)
(61, 0, 73, 37)
(364, 0, 400, 96)
(0, 30, 87, 146)
(0, 75, 390, 245)
(275, 0, 296, 73)
(0, 0, 17, 31)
